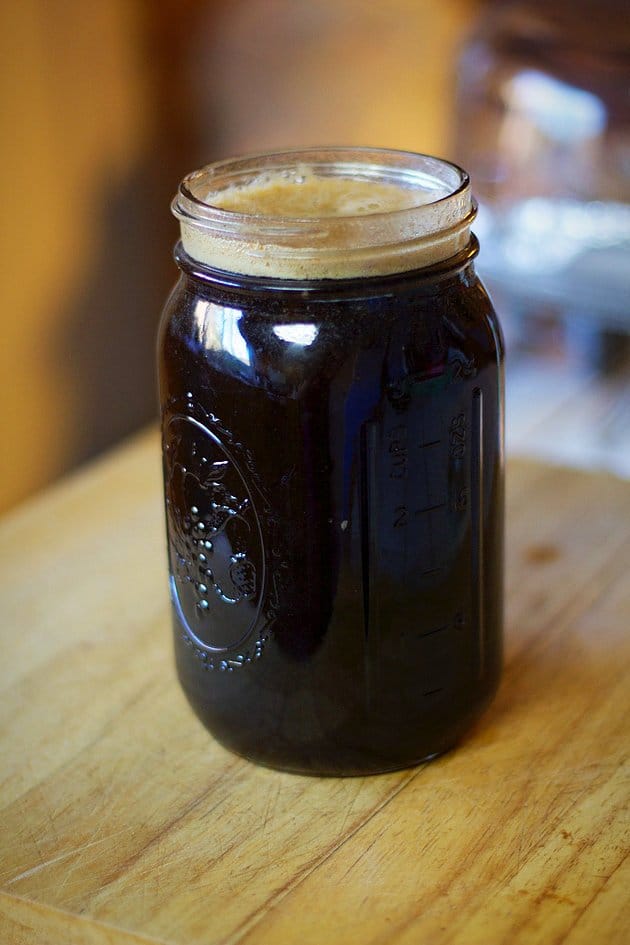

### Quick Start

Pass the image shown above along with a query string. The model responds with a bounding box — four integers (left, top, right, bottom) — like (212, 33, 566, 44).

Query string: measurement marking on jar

(449, 413, 467, 458)
(420, 624, 448, 638)
(416, 410, 445, 578)
(471, 387, 485, 679)
(361, 422, 380, 707)
(419, 610, 469, 639)
(414, 502, 446, 516)
(423, 688, 443, 697)
(454, 488, 468, 512)
(387, 425, 408, 480)
(393, 506, 408, 528)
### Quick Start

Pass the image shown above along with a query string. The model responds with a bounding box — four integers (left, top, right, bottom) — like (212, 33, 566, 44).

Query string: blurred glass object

(455, 0, 630, 351)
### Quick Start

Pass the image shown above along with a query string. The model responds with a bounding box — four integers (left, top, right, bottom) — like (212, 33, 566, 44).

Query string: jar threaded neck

(172, 148, 476, 280)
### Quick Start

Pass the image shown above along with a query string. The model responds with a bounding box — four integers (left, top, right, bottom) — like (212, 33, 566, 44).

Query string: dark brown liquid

(158, 243, 504, 774)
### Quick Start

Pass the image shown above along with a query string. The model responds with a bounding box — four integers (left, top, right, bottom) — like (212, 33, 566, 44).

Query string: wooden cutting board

(0, 430, 628, 945)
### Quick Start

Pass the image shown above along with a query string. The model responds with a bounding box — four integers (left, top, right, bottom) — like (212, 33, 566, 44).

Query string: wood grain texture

(0, 430, 629, 945)
(0, 891, 167, 945)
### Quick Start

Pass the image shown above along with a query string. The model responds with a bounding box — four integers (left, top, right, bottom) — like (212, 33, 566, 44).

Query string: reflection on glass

(273, 323, 319, 346)
(193, 300, 251, 367)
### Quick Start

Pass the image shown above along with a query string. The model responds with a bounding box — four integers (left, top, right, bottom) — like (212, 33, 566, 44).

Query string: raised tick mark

(414, 502, 446, 515)
(420, 624, 448, 638)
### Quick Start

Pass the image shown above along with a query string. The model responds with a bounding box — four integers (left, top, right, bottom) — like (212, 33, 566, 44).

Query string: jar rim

(173, 147, 470, 226)
(172, 147, 476, 279)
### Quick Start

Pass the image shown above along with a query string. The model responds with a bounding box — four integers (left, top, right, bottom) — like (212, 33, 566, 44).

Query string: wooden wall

(0, 1, 156, 512)
(0, 0, 477, 512)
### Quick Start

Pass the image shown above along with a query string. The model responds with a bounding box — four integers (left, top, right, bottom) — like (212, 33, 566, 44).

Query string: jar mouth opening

(172, 147, 476, 279)
(173, 147, 470, 230)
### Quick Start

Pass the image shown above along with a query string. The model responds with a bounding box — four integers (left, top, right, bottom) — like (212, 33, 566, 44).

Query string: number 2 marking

(394, 506, 408, 528)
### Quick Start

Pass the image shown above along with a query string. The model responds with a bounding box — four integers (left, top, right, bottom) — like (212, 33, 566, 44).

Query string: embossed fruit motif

(164, 415, 263, 651)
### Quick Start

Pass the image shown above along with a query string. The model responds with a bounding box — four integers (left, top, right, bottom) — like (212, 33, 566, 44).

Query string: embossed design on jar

(164, 414, 266, 655)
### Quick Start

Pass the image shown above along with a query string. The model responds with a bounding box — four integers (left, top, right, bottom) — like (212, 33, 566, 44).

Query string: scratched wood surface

(0, 429, 628, 945)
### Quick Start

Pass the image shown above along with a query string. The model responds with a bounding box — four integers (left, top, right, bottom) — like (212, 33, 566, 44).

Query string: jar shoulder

(158, 267, 504, 400)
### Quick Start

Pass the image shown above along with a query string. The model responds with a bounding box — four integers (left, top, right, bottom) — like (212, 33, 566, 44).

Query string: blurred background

(1, 0, 628, 513)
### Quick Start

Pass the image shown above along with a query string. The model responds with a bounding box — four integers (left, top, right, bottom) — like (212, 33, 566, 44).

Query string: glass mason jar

(158, 147, 504, 775)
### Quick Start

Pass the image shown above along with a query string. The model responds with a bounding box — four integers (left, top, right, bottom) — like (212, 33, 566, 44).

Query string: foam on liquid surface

(180, 167, 469, 279)
(207, 168, 432, 218)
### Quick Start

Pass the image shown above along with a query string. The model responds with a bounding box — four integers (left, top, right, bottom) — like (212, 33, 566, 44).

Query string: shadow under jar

(158, 147, 505, 775)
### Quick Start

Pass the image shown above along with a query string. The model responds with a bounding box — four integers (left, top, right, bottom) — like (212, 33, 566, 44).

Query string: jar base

(207, 728, 452, 777)
(176, 641, 501, 777)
